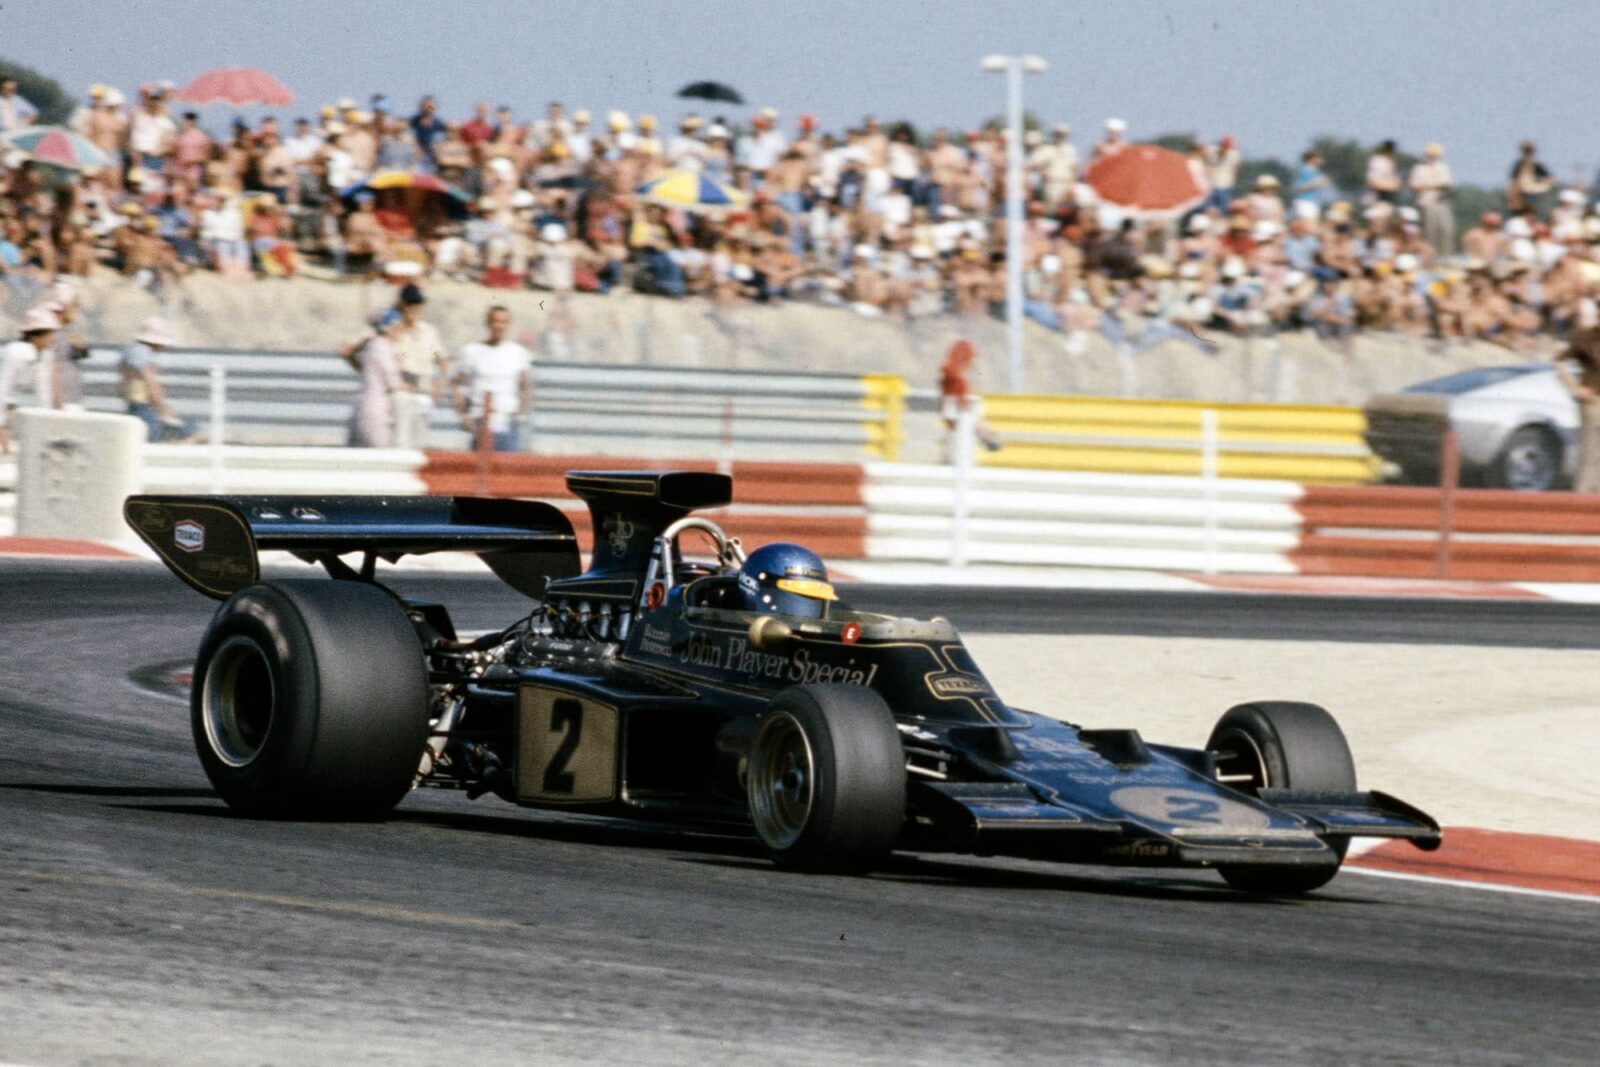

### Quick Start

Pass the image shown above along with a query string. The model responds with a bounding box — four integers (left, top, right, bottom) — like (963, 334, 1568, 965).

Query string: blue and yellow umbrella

(636, 169, 749, 212)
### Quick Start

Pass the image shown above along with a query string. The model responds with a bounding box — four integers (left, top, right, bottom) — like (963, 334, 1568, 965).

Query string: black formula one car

(126, 470, 1441, 895)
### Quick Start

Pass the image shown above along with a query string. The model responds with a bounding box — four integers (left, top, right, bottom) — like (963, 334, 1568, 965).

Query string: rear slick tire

(746, 684, 906, 873)
(1206, 701, 1357, 895)
(191, 580, 431, 819)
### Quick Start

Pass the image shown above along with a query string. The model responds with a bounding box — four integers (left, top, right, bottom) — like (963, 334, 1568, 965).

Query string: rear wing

(124, 495, 580, 600)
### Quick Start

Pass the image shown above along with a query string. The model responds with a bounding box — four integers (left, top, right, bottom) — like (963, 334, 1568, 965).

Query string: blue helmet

(738, 543, 837, 618)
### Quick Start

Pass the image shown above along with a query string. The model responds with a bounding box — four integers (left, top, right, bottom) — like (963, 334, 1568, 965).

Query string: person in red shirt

(1218, 213, 1256, 259)
(460, 101, 496, 163)
(938, 340, 1002, 453)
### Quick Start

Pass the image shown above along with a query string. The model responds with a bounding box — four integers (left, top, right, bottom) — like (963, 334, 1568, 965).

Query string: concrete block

(15, 409, 145, 541)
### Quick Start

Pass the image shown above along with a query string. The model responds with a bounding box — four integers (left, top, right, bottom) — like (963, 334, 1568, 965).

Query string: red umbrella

(173, 67, 294, 107)
(1084, 145, 1206, 215)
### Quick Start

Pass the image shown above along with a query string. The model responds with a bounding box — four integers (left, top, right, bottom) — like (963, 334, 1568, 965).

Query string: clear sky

(7, 0, 1599, 186)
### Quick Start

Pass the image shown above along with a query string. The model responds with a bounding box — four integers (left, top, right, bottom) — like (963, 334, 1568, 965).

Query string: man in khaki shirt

(389, 284, 448, 447)
(1409, 143, 1455, 256)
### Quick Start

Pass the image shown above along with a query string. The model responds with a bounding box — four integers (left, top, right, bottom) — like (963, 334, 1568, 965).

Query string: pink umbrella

(173, 67, 294, 107)
(1084, 144, 1207, 216)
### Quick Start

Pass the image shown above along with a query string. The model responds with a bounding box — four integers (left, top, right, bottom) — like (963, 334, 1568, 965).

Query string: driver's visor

(775, 577, 838, 601)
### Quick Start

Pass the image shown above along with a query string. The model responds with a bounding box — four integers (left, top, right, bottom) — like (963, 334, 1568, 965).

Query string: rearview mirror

(747, 615, 794, 651)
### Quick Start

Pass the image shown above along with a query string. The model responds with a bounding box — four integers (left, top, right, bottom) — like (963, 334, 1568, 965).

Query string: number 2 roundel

(1108, 786, 1272, 830)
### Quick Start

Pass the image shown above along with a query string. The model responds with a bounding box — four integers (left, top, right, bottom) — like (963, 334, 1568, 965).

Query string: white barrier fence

(864, 462, 1303, 575)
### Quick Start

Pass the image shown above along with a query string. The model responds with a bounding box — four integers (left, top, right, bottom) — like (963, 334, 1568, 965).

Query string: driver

(737, 543, 837, 618)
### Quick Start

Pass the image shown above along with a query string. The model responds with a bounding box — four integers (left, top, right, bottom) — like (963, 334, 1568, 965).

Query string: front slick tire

(747, 684, 906, 873)
(1206, 701, 1357, 896)
(191, 580, 430, 819)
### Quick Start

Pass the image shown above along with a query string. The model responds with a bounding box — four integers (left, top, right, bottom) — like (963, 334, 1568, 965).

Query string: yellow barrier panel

(978, 393, 1380, 484)
(861, 374, 908, 462)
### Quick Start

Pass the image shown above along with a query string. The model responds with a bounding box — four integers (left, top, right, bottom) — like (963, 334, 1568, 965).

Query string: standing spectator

(42, 280, 88, 409)
(1410, 143, 1455, 256)
(1093, 118, 1128, 161)
(341, 109, 378, 179)
(1204, 135, 1240, 212)
(1553, 311, 1600, 492)
(390, 283, 448, 447)
(454, 305, 531, 452)
(636, 114, 662, 158)
(375, 116, 417, 171)
(667, 114, 706, 170)
(1505, 140, 1553, 215)
(410, 95, 444, 167)
(925, 128, 966, 214)
(87, 87, 128, 179)
(566, 109, 594, 163)
(345, 308, 405, 448)
(285, 116, 323, 172)
(1365, 140, 1401, 204)
(128, 85, 176, 176)
(321, 125, 357, 192)
(0, 306, 58, 453)
(937, 339, 1001, 455)
(460, 101, 496, 158)
(740, 108, 787, 185)
(119, 316, 197, 441)
(1031, 123, 1077, 207)
(0, 77, 38, 132)
(1291, 149, 1336, 217)
(257, 127, 296, 204)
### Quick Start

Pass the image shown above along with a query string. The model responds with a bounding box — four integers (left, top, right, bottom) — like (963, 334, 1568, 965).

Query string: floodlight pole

(983, 54, 1047, 393)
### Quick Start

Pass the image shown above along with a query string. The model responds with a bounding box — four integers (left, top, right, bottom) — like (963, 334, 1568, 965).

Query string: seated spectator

(1462, 212, 1508, 264)
(1304, 269, 1356, 339)
(1210, 257, 1264, 333)
(248, 200, 298, 277)
(531, 222, 577, 291)
(199, 192, 251, 278)
(343, 192, 389, 275)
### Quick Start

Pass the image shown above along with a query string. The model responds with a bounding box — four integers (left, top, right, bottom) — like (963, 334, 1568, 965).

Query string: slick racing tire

(1206, 701, 1357, 895)
(191, 580, 431, 819)
(746, 684, 906, 873)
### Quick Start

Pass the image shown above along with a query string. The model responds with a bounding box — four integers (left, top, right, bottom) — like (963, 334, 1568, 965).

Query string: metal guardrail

(76, 347, 905, 461)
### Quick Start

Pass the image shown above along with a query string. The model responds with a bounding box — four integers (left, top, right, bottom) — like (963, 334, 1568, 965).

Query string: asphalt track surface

(2, 560, 1597, 1065)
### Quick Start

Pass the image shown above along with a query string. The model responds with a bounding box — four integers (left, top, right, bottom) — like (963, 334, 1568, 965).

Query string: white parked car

(1363, 365, 1578, 490)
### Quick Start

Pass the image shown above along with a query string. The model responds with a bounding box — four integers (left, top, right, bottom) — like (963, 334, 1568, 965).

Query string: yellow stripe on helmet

(775, 577, 837, 601)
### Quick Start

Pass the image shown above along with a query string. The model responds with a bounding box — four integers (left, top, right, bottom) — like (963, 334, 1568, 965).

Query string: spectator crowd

(5, 75, 1600, 355)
